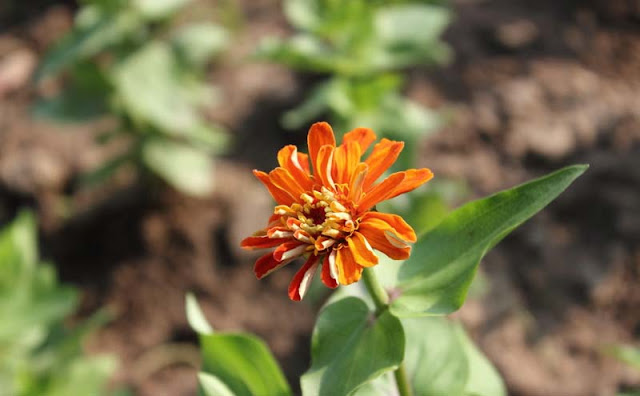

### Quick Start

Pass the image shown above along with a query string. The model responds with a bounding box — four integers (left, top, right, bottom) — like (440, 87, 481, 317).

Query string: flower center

(274, 187, 357, 254)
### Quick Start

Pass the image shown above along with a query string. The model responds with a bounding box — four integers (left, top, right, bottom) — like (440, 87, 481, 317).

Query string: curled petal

(357, 172, 406, 212)
(253, 170, 296, 206)
(342, 127, 376, 153)
(320, 253, 338, 288)
(277, 145, 314, 190)
(254, 252, 293, 279)
(388, 168, 434, 199)
(274, 241, 307, 262)
(269, 167, 306, 200)
(241, 236, 290, 250)
(336, 247, 363, 285)
(346, 232, 378, 267)
(308, 122, 336, 177)
(363, 139, 404, 189)
(288, 254, 320, 301)
(361, 212, 417, 242)
(315, 145, 335, 189)
(358, 218, 413, 260)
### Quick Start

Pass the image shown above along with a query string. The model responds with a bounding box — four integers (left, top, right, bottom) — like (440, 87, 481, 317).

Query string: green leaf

(141, 138, 214, 197)
(607, 345, 640, 371)
(112, 41, 202, 133)
(132, 0, 191, 19)
(301, 297, 404, 396)
(391, 165, 588, 317)
(185, 293, 213, 334)
(199, 333, 291, 396)
(36, 7, 142, 79)
(198, 372, 236, 396)
(172, 23, 229, 68)
(401, 317, 505, 396)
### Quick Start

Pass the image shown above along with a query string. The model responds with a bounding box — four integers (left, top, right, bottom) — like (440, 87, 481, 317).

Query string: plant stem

(362, 267, 388, 312)
(361, 268, 413, 396)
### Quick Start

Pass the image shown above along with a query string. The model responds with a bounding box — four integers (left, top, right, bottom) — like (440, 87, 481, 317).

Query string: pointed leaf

(301, 297, 404, 396)
(186, 293, 214, 334)
(391, 165, 588, 316)
(198, 372, 236, 396)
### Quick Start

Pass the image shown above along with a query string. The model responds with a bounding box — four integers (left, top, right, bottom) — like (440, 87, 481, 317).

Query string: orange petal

(358, 222, 411, 260)
(363, 139, 404, 189)
(347, 163, 368, 202)
(315, 145, 335, 189)
(336, 247, 363, 285)
(288, 254, 320, 301)
(269, 167, 306, 200)
(361, 212, 416, 242)
(332, 141, 361, 185)
(254, 252, 293, 279)
(297, 152, 311, 173)
(277, 145, 314, 190)
(346, 232, 379, 267)
(357, 172, 406, 212)
(253, 170, 297, 205)
(307, 122, 336, 177)
(342, 127, 376, 153)
(320, 253, 338, 289)
(388, 168, 434, 199)
(273, 241, 307, 262)
(241, 236, 291, 250)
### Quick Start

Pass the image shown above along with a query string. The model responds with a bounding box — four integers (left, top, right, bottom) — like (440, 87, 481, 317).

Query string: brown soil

(1, 0, 639, 395)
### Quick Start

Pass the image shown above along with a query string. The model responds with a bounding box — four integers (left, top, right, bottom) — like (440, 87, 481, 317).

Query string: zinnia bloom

(241, 122, 433, 301)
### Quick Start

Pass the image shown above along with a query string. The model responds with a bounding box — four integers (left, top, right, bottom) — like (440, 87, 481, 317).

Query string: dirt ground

(1, 0, 639, 395)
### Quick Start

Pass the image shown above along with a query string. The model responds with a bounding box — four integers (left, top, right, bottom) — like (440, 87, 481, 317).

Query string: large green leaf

(391, 165, 588, 317)
(199, 333, 291, 396)
(141, 138, 214, 197)
(301, 297, 404, 396)
(36, 6, 142, 79)
(401, 317, 505, 396)
(198, 372, 236, 396)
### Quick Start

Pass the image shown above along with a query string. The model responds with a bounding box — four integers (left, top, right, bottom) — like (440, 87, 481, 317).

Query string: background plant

(188, 164, 587, 395)
(34, 0, 230, 197)
(257, 0, 451, 169)
(0, 211, 117, 395)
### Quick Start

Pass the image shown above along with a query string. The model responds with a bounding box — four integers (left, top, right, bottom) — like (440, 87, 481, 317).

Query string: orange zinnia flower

(241, 122, 433, 301)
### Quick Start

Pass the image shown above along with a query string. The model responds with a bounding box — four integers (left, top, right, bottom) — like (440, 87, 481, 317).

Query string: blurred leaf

(33, 62, 111, 122)
(200, 333, 291, 396)
(132, 0, 191, 19)
(185, 293, 213, 335)
(390, 165, 588, 317)
(36, 7, 142, 80)
(607, 345, 640, 371)
(457, 324, 505, 396)
(301, 297, 404, 396)
(172, 23, 229, 68)
(112, 41, 202, 133)
(141, 138, 214, 197)
(198, 372, 236, 396)
(182, 123, 230, 155)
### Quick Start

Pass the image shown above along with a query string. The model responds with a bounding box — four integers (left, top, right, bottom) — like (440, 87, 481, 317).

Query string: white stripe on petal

(328, 250, 339, 281)
(280, 244, 307, 261)
(298, 261, 319, 300)
(269, 230, 293, 239)
(384, 230, 408, 248)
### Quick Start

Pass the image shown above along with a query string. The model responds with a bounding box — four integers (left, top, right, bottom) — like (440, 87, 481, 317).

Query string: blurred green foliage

(33, 0, 230, 197)
(258, 0, 452, 168)
(0, 211, 116, 396)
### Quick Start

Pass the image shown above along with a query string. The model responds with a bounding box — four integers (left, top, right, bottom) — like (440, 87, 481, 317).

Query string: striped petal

(358, 217, 414, 260)
(277, 145, 314, 190)
(342, 127, 376, 153)
(288, 254, 320, 301)
(273, 241, 307, 262)
(332, 141, 361, 185)
(315, 145, 335, 189)
(363, 139, 404, 189)
(336, 247, 363, 285)
(254, 252, 293, 279)
(241, 235, 291, 250)
(269, 167, 306, 200)
(320, 253, 338, 288)
(308, 122, 336, 177)
(346, 232, 379, 267)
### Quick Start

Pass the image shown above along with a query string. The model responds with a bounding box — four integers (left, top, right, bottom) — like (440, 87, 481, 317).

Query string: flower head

(241, 122, 433, 301)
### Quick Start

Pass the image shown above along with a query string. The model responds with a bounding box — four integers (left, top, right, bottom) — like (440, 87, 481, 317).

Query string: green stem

(361, 268, 413, 396)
